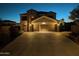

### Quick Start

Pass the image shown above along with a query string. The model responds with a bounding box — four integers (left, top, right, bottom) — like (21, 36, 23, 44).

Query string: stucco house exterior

(20, 9, 64, 32)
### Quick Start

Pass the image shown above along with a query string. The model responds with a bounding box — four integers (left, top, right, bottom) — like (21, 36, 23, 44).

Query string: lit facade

(20, 9, 64, 32)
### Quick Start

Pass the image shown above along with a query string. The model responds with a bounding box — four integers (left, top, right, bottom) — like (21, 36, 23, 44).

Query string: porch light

(42, 22, 46, 24)
(29, 23, 32, 26)
(31, 16, 34, 18)
(57, 23, 60, 26)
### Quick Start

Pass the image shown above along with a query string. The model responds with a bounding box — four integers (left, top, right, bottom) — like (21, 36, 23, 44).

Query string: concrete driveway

(1, 32, 79, 56)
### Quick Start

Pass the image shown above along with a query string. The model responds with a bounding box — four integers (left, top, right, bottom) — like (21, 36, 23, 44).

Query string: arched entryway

(31, 16, 59, 32)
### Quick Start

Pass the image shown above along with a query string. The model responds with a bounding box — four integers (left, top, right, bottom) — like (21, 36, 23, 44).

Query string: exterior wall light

(42, 22, 46, 24)
(57, 23, 60, 26)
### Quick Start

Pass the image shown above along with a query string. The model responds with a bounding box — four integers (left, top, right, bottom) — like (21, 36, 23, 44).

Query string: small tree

(69, 6, 79, 20)
(69, 6, 79, 35)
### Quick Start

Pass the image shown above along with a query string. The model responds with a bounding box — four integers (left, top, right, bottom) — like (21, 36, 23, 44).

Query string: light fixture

(57, 23, 60, 26)
(42, 22, 46, 24)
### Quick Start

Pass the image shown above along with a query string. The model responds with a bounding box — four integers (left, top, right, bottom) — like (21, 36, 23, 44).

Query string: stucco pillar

(57, 24, 60, 32)
(38, 24, 40, 31)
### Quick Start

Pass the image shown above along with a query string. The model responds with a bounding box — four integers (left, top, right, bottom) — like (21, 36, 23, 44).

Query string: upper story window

(21, 16, 27, 20)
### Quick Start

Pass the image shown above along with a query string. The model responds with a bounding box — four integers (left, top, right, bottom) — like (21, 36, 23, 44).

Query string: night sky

(0, 3, 79, 23)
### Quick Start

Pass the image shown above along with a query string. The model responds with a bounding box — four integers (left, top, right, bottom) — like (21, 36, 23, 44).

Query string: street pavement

(1, 32, 79, 56)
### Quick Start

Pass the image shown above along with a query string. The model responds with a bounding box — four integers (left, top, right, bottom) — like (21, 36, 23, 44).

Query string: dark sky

(0, 3, 79, 23)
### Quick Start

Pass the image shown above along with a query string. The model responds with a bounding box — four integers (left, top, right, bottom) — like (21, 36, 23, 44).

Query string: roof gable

(32, 16, 57, 23)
